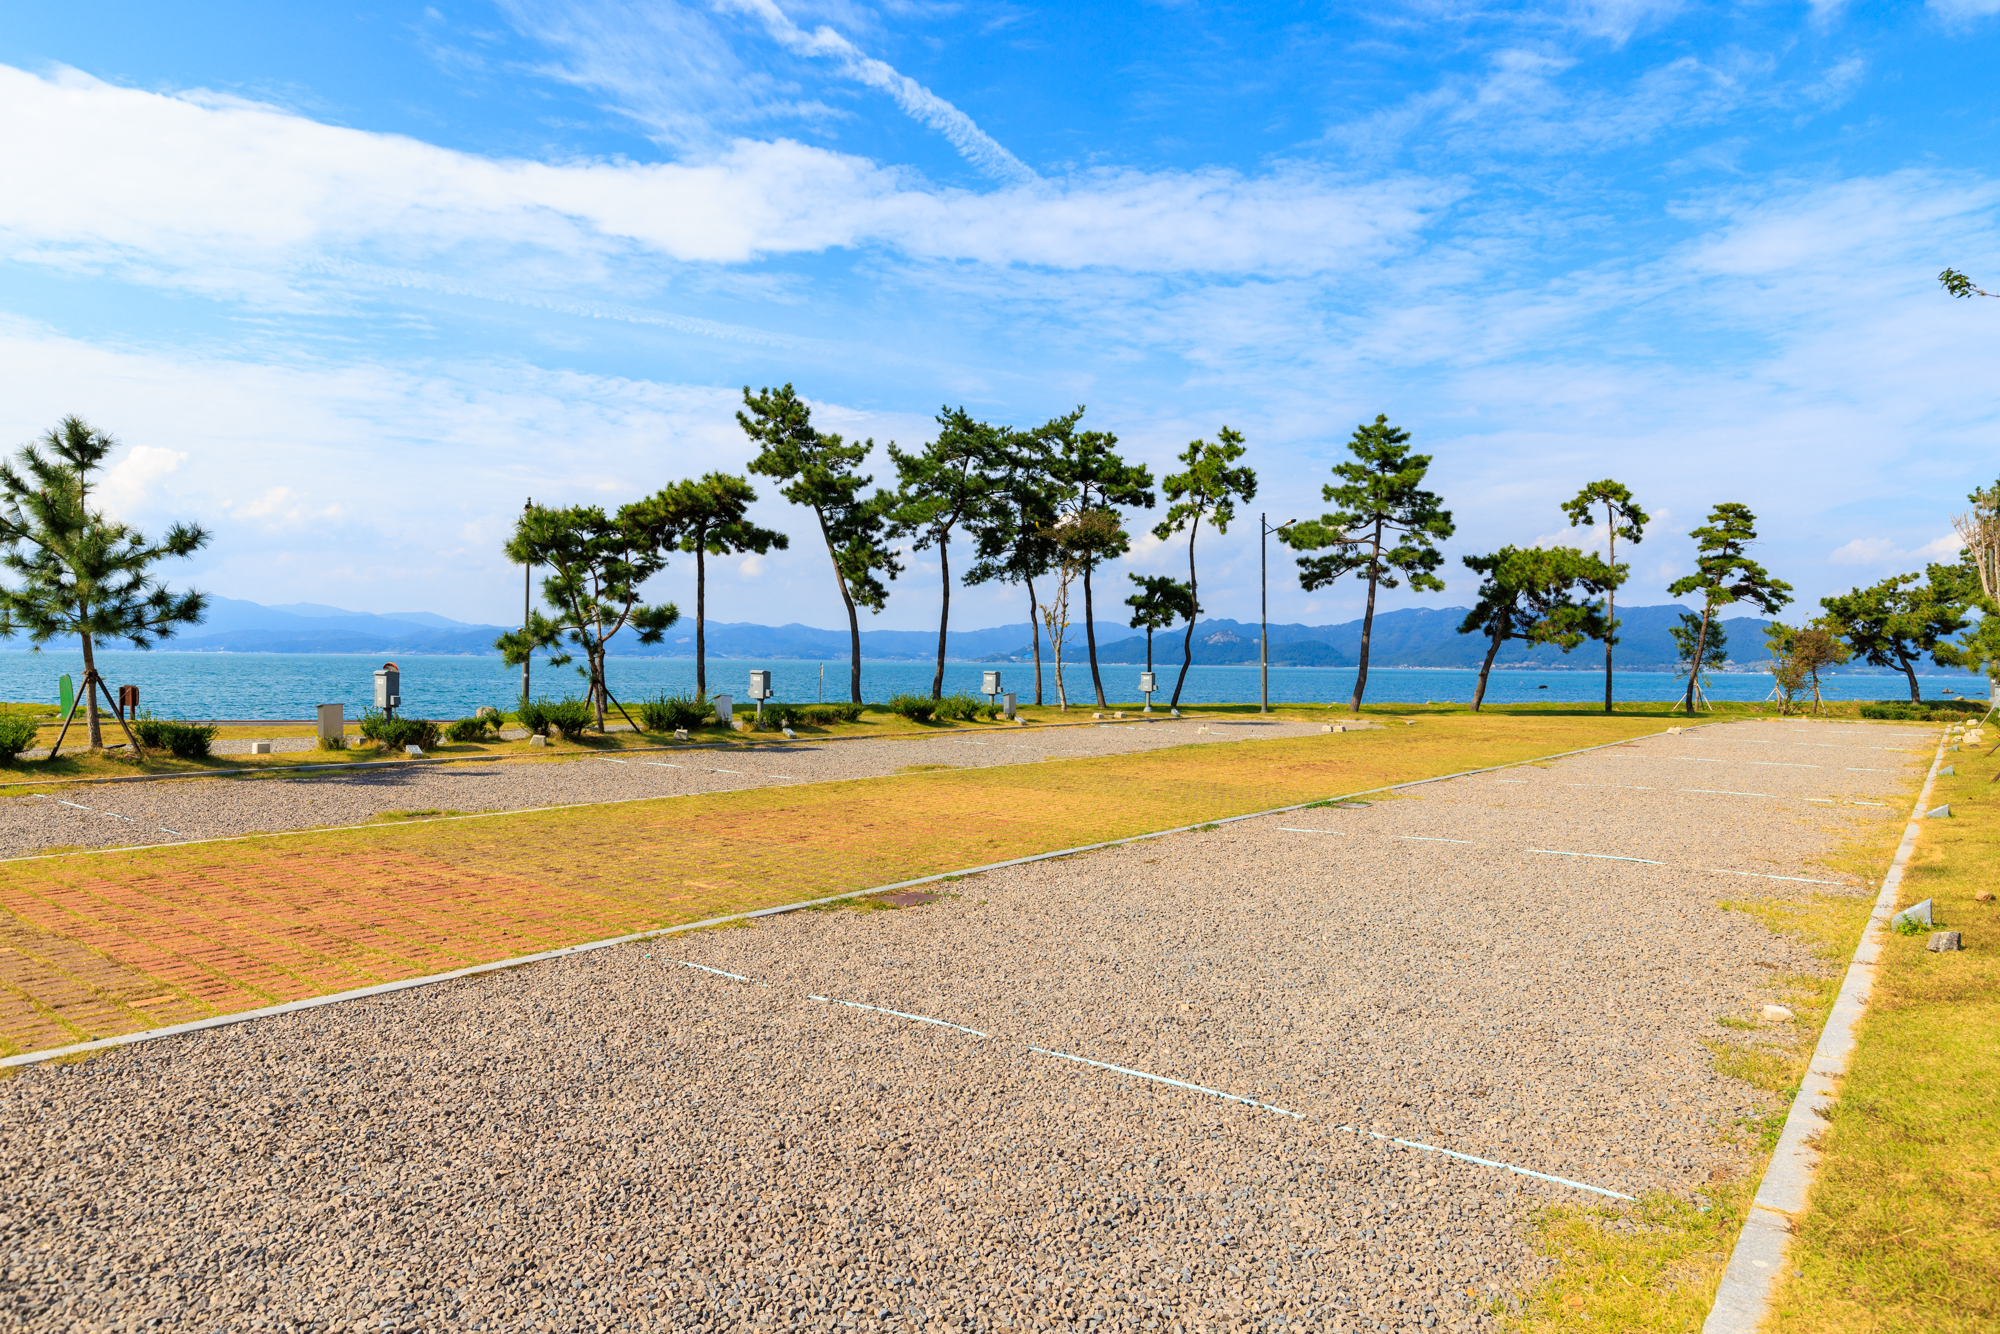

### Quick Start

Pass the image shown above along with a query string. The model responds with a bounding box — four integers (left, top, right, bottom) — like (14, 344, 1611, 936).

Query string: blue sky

(1, 1, 1997, 637)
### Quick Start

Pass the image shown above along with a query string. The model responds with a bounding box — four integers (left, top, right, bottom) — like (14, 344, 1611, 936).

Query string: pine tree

(0, 417, 210, 753)
(1280, 416, 1452, 714)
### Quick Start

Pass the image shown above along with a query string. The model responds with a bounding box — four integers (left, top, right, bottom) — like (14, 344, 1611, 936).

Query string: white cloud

(97, 443, 186, 520)
(1829, 536, 1896, 565)
(0, 63, 1440, 300)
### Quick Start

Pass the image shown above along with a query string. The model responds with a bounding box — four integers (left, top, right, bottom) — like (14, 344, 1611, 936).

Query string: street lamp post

(1260, 514, 1295, 714)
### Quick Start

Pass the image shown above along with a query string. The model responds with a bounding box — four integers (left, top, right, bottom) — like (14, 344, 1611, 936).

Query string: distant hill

(976, 606, 1786, 672)
(81, 597, 1917, 675)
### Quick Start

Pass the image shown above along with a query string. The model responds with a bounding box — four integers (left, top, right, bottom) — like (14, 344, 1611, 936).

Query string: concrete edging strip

(0, 720, 1718, 1070)
(1700, 728, 1947, 1333)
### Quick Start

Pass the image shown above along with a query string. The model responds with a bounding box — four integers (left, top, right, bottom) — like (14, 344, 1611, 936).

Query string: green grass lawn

(1765, 732, 2000, 1333)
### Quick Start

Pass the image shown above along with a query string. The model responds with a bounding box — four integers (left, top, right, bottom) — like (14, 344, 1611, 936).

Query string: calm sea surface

(0, 650, 1980, 720)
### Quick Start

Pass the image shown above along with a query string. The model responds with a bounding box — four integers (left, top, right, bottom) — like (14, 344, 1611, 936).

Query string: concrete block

(405, 745, 423, 757)
(1928, 804, 1951, 819)
(1927, 931, 1963, 952)
(1940, 765, 1955, 776)
(249, 740, 273, 756)
(529, 734, 548, 747)
(1890, 899, 1934, 932)
(674, 728, 688, 741)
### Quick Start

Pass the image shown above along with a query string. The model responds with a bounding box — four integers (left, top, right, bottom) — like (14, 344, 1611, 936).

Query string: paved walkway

(0, 719, 1931, 1332)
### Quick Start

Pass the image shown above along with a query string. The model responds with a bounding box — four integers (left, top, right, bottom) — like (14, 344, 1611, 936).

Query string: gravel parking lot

(0, 720, 1930, 1332)
(0, 718, 1322, 857)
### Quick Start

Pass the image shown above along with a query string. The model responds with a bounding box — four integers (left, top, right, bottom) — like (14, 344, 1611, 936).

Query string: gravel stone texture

(0, 718, 1318, 858)
(0, 719, 1932, 1332)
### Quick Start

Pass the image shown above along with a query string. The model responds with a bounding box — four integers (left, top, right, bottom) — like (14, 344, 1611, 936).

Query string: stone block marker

(1760, 1004, 1795, 1022)
(1927, 931, 1963, 953)
(529, 735, 547, 747)
(249, 741, 273, 756)
(1890, 899, 1934, 932)
(1940, 765, 1955, 776)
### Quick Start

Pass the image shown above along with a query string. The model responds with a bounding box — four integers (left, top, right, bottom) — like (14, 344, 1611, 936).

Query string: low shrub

(516, 695, 597, 739)
(932, 693, 996, 722)
(445, 716, 496, 743)
(793, 702, 863, 725)
(133, 715, 220, 759)
(886, 693, 937, 722)
(359, 710, 442, 751)
(0, 715, 39, 760)
(317, 734, 347, 752)
(1860, 699, 1990, 722)
(639, 692, 712, 732)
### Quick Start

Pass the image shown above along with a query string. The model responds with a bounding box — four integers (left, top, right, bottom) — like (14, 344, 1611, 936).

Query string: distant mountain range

(80, 595, 1926, 674)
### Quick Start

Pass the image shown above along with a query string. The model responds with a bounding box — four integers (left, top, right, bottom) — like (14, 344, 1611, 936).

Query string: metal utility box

(317, 703, 345, 742)
(1139, 671, 1157, 694)
(373, 662, 401, 716)
(747, 671, 772, 701)
(713, 693, 734, 728)
(1002, 692, 1017, 720)
(982, 670, 1002, 700)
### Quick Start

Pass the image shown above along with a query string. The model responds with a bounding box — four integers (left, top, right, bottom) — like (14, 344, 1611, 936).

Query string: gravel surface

(0, 718, 1320, 857)
(0, 719, 1932, 1332)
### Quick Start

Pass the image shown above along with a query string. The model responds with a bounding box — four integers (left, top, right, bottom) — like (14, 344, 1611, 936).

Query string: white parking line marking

(680, 961, 758, 983)
(1334, 1127, 1634, 1201)
(809, 994, 989, 1038)
(1277, 827, 1348, 835)
(1528, 849, 1665, 865)
(710, 769, 742, 774)
(1708, 870, 1846, 885)
(598, 758, 629, 765)
(1678, 788, 1778, 798)
(1846, 768, 1893, 773)
(1398, 835, 1474, 844)
(1032, 1046, 1302, 1118)
(1749, 761, 1819, 768)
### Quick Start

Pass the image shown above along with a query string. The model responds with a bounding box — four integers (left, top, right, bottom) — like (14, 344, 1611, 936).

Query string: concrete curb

(1701, 727, 1946, 1332)
(0, 720, 1707, 1069)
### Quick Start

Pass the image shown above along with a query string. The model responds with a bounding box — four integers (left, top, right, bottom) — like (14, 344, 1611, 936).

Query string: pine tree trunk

(1026, 578, 1043, 706)
(1170, 520, 1201, 708)
(80, 632, 103, 749)
(1474, 618, 1507, 713)
(1684, 606, 1713, 713)
(1349, 525, 1384, 715)
(1900, 654, 1920, 704)
(1084, 560, 1106, 708)
(695, 541, 707, 699)
(932, 533, 951, 700)
(814, 508, 864, 705)
(1603, 523, 1616, 714)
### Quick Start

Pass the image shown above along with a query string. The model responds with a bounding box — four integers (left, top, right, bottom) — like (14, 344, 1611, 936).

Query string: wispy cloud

(506, 0, 1033, 182)
(721, 0, 1036, 183)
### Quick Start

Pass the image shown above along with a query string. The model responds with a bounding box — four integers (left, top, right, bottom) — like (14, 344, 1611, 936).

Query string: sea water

(0, 650, 1977, 721)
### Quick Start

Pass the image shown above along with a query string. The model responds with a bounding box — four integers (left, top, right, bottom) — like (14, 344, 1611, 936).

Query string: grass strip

(0, 712, 1666, 1057)
(1765, 735, 2000, 1332)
